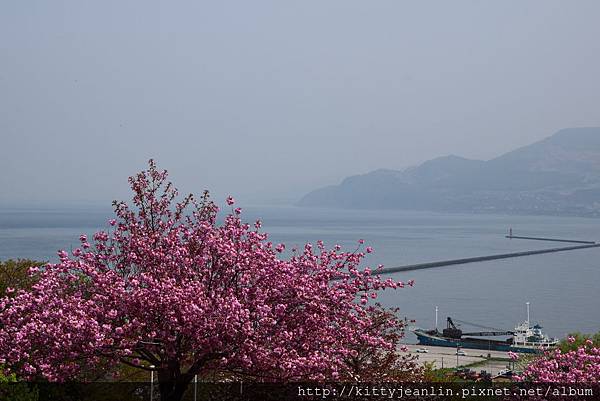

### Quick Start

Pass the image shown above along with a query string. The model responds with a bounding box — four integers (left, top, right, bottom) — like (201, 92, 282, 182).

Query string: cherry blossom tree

(341, 305, 422, 381)
(516, 337, 600, 382)
(0, 161, 408, 401)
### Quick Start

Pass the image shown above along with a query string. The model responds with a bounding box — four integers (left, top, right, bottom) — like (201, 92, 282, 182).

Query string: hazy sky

(1, 1, 599, 206)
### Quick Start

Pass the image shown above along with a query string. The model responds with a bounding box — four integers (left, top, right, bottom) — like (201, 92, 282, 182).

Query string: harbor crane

(443, 317, 514, 339)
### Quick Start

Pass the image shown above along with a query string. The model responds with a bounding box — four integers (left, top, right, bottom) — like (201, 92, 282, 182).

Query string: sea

(1, 205, 599, 343)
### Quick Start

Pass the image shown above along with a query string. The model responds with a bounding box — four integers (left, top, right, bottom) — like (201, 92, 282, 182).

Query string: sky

(1, 1, 600, 207)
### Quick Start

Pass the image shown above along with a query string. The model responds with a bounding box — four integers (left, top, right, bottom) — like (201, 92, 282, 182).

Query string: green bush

(0, 259, 44, 296)
(558, 331, 600, 352)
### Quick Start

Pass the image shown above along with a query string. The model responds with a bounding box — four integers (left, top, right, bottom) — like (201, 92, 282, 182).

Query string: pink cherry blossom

(517, 342, 600, 383)
(0, 160, 407, 401)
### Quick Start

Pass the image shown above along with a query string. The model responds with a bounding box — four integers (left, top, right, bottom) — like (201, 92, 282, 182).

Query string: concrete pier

(404, 344, 512, 374)
(378, 243, 600, 275)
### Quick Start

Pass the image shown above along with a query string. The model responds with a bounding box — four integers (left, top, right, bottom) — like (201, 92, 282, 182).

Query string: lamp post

(149, 365, 155, 401)
(456, 345, 459, 368)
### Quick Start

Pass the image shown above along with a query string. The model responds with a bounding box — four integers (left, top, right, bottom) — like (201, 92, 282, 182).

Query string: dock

(404, 344, 512, 374)
(378, 243, 600, 275)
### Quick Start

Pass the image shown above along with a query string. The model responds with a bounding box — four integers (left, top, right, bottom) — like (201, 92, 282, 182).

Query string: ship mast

(526, 302, 530, 325)
(435, 306, 439, 331)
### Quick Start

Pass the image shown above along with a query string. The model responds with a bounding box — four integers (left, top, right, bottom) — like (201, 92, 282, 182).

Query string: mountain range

(298, 127, 600, 217)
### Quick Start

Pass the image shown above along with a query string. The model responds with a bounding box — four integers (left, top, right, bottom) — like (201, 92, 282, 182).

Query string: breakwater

(378, 243, 600, 275)
(506, 235, 595, 244)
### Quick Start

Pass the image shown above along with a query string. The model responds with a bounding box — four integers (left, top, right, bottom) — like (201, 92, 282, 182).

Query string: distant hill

(298, 128, 600, 216)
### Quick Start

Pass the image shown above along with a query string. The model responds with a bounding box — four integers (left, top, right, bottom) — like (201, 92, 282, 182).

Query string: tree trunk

(158, 370, 193, 401)
(158, 379, 191, 401)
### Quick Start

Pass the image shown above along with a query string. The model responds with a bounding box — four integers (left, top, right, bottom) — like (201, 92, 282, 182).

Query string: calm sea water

(1, 206, 599, 342)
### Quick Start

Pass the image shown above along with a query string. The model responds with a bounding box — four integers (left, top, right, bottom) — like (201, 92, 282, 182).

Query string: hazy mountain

(298, 128, 600, 216)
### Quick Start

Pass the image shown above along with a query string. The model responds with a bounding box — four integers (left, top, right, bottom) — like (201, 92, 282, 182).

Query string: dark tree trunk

(158, 370, 193, 401)
(159, 382, 189, 401)
(158, 379, 192, 401)
(154, 353, 219, 401)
